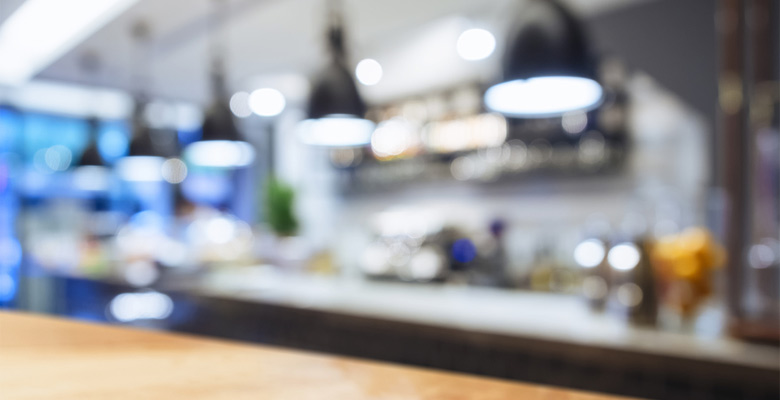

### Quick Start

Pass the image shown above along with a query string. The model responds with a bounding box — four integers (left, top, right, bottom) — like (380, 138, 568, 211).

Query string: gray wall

(587, 0, 719, 132)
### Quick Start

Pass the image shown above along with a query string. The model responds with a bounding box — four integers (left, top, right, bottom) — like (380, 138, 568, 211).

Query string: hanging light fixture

(183, 65, 255, 168)
(116, 100, 168, 182)
(113, 21, 168, 183)
(484, 0, 603, 118)
(78, 118, 105, 168)
(74, 118, 113, 191)
(182, 0, 255, 168)
(298, 0, 374, 147)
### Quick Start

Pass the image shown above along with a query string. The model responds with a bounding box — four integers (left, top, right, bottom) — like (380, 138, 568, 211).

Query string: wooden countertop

(0, 311, 631, 400)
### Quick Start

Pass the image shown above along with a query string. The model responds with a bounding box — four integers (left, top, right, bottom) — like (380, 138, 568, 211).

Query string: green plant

(264, 177, 298, 236)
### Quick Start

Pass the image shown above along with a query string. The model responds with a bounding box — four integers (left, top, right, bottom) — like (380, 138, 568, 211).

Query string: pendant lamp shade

(299, 10, 374, 147)
(183, 67, 255, 169)
(74, 117, 112, 192)
(308, 60, 366, 119)
(127, 126, 157, 157)
(79, 143, 104, 167)
(201, 101, 242, 142)
(201, 68, 243, 143)
(484, 0, 603, 118)
(78, 118, 104, 167)
(117, 100, 166, 182)
(127, 101, 160, 157)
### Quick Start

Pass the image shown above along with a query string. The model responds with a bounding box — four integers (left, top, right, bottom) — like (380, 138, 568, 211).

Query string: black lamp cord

(326, 0, 348, 64)
(209, 0, 230, 101)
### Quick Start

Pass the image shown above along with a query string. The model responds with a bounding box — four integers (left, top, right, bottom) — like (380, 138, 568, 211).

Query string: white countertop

(195, 266, 779, 371)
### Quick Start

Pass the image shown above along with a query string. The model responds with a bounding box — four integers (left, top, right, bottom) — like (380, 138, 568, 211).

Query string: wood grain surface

(0, 311, 633, 399)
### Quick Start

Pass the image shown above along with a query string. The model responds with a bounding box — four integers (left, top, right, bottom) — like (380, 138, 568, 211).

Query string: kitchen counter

(198, 267, 778, 371)
(0, 311, 630, 400)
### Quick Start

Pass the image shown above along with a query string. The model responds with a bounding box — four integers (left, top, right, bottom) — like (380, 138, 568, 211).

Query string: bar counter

(14, 272, 780, 399)
(0, 311, 630, 400)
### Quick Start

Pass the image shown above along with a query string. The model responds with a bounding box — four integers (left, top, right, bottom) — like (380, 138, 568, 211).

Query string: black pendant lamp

(78, 118, 105, 167)
(182, 0, 254, 169)
(74, 118, 113, 192)
(484, 0, 603, 118)
(185, 73, 254, 168)
(115, 99, 167, 182)
(299, 1, 374, 147)
(183, 61, 255, 169)
(114, 20, 169, 182)
(200, 67, 242, 144)
(127, 100, 159, 157)
(79, 141, 104, 167)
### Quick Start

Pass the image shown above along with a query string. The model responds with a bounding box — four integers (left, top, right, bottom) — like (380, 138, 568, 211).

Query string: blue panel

(98, 121, 129, 164)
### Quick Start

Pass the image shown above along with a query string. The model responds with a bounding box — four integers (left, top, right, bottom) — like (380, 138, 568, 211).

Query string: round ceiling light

(457, 28, 496, 61)
(229, 91, 252, 118)
(355, 59, 383, 86)
(249, 88, 286, 117)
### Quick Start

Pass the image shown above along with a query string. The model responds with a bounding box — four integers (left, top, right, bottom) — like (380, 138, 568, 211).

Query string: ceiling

(4, 0, 650, 107)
